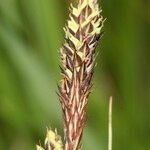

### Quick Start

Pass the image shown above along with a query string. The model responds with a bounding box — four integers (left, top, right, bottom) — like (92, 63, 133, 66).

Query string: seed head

(59, 0, 104, 149)
(36, 129, 63, 150)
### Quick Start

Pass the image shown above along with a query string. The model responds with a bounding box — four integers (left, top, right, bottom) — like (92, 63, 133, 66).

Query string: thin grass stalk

(108, 96, 113, 150)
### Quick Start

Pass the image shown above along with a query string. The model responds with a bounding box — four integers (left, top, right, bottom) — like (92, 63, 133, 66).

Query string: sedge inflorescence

(37, 0, 104, 150)
(59, 0, 104, 149)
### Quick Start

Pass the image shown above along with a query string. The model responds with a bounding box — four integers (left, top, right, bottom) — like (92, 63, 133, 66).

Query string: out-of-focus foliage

(0, 0, 149, 150)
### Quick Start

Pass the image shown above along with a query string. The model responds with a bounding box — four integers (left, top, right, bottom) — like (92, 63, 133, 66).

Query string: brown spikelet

(59, 0, 104, 149)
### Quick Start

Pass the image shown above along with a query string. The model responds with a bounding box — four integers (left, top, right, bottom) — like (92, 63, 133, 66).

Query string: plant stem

(108, 96, 113, 150)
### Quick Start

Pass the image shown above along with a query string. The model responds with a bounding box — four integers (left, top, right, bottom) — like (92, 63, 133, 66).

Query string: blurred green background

(0, 0, 150, 149)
